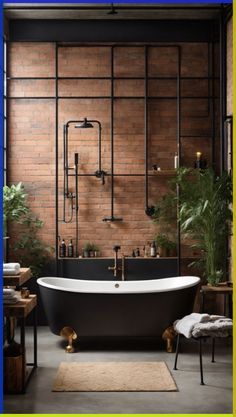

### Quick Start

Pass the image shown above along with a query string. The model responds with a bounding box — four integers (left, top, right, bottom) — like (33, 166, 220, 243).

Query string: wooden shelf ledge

(3, 268, 32, 287)
(148, 169, 176, 176)
(201, 283, 233, 294)
(4, 294, 37, 318)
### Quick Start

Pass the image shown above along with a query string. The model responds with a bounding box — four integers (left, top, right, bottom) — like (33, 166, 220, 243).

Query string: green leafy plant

(152, 182, 177, 255)
(84, 242, 93, 252)
(84, 242, 99, 252)
(83, 242, 99, 257)
(12, 214, 52, 278)
(153, 192, 177, 230)
(3, 182, 52, 277)
(3, 183, 29, 236)
(175, 167, 232, 285)
(155, 234, 177, 250)
(155, 234, 177, 257)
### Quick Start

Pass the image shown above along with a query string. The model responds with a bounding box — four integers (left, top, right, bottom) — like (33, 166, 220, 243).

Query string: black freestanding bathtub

(37, 276, 200, 338)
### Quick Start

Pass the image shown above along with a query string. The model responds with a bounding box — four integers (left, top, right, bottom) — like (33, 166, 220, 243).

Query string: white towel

(174, 313, 211, 338)
(3, 263, 21, 275)
(3, 288, 15, 296)
(3, 294, 21, 304)
(3, 269, 20, 276)
(192, 317, 232, 338)
(3, 263, 21, 269)
(3, 294, 16, 300)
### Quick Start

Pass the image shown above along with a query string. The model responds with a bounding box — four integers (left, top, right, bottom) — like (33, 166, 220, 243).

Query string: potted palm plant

(176, 167, 232, 286)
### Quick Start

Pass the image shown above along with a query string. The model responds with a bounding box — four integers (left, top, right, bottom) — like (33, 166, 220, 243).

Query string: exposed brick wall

(227, 17, 233, 116)
(8, 42, 219, 259)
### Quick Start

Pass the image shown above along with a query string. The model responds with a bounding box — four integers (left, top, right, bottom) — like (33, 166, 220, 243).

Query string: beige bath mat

(52, 361, 177, 392)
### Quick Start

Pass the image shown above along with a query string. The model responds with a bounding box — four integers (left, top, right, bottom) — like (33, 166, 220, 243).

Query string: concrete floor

(4, 326, 232, 414)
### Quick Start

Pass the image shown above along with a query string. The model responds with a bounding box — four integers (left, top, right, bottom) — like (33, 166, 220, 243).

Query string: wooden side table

(3, 267, 32, 287)
(200, 283, 233, 318)
(4, 294, 37, 394)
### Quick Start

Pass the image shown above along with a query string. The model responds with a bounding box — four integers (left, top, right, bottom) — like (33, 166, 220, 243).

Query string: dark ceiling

(4, 3, 232, 21)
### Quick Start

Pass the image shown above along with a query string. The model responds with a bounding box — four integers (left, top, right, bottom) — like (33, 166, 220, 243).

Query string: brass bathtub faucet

(108, 245, 120, 278)
(121, 253, 126, 281)
(108, 246, 126, 280)
(60, 326, 78, 353)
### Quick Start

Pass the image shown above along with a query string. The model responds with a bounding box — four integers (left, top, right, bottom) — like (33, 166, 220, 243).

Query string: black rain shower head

(75, 118, 94, 129)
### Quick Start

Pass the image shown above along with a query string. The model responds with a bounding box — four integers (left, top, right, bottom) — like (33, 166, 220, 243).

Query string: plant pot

(207, 272, 223, 287)
(159, 247, 168, 257)
(207, 282, 219, 287)
(83, 250, 90, 258)
(169, 248, 177, 257)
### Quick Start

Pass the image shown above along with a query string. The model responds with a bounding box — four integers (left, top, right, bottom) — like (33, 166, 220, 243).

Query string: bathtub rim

(37, 276, 201, 294)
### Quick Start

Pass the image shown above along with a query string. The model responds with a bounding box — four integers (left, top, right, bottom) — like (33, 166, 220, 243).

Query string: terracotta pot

(207, 282, 219, 287)
(159, 247, 168, 257)
(169, 248, 177, 257)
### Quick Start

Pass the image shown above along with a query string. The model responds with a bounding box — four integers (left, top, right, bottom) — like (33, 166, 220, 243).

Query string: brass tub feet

(60, 327, 78, 353)
(162, 326, 176, 353)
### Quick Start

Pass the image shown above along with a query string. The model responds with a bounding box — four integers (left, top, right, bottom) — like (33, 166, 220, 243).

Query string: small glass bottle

(59, 238, 66, 258)
(150, 241, 157, 257)
(136, 248, 140, 257)
(68, 239, 74, 258)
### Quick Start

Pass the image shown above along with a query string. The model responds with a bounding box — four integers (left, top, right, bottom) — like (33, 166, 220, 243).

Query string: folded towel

(3, 264, 21, 276)
(3, 294, 16, 300)
(3, 294, 21, 304)
(174, 313, 211, 338)
(3, 288, 15, 296)
(3, 270, 20, 276)
(3, 263, 21, 269)
(192, 317, 232, 338)
(3, 263, 20, 275)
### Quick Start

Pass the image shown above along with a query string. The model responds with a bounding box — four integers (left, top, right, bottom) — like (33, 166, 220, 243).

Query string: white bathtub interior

(37, 276, 200, 294)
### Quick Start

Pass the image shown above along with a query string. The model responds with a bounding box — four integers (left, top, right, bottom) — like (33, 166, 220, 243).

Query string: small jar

(21, 287, 30, 299)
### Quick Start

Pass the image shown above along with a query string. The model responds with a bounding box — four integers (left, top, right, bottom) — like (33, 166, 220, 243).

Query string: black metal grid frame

(5, 11, 228, 275)
(3, 40, 8, 186)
